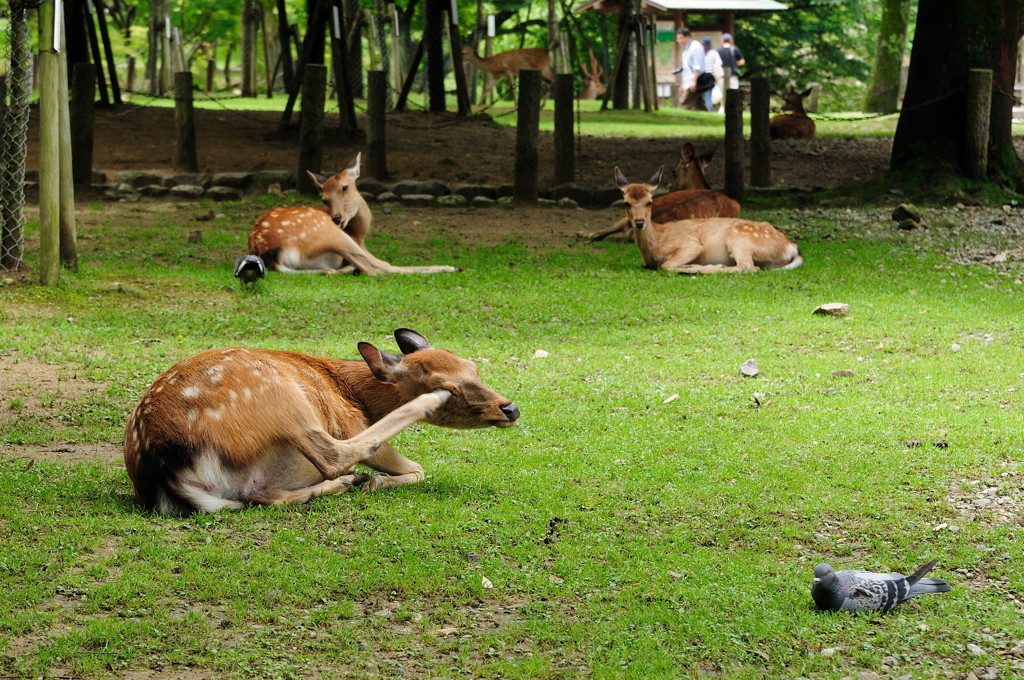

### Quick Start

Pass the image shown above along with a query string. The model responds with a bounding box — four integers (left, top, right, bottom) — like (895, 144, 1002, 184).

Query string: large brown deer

(462, 45, 554, 102)
(581, 143, 740, 241)
(577, 49, 606, 100)
(769, 88, 816, 139)
(615, 166, 802, 274)
(123, 328, 521, 515)
(247, 153, 458, 275)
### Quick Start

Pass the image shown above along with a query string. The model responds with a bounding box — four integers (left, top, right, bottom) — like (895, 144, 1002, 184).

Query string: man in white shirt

(675, 28, 707, 111)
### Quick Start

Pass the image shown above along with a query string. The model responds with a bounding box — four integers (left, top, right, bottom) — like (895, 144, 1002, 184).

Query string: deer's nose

(331, 214, 343, 226)
(633, 219, 646, 230)
(500, 402, 521, 422)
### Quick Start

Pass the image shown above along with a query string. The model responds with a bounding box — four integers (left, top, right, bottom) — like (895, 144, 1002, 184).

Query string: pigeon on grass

(811, 559, 951, 613)
(234, 254, 266, 288)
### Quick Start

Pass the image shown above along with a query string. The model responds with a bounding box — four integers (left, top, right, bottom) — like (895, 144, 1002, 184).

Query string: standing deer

(581, 143, 740, 241)
(123, 328, 521, 515)
(247, 153, 458, 275)
(577, 49, 606, 100)
(615, 166, 802, 274)
(769, 88, 816, 139)
(462, 44, 554, 102)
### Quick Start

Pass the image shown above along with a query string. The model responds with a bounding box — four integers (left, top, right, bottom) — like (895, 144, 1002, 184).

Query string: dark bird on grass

(812, 559, 951, 613)
(234, 254, 266, 288)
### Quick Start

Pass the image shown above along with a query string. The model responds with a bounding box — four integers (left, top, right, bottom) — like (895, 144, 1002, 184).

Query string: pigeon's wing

(841, 571, 911, 613)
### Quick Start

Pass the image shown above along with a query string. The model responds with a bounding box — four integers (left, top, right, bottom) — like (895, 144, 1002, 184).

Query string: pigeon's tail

(906, 559, 952, 597)
(909, 577, 952, 595)
(905, 559, 938, 586)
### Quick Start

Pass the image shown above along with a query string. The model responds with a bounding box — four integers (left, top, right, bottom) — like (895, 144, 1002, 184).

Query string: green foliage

(731, 0, 876, 110)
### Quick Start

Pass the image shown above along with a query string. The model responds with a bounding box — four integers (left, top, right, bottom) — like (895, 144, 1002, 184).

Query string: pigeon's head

(812, 563, 835, 585)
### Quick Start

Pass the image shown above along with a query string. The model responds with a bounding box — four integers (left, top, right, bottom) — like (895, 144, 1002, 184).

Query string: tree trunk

(891, 0, 1024, 188)
(242, 0, 257, 97)
(863, 0, 910, 113)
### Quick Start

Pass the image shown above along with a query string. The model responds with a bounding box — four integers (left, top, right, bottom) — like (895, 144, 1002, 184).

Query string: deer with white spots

(615, 166, 802, 274)
(247, 154, 458, 275)
(123, 329, 520, 515)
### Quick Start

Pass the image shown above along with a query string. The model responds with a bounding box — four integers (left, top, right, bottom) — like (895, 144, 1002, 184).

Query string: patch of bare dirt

(27, 106, 894, 190)
(0, 349, 120, 464)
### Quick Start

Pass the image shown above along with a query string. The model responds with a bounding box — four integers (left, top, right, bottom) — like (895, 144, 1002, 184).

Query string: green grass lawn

(1, 196, 1023, 678)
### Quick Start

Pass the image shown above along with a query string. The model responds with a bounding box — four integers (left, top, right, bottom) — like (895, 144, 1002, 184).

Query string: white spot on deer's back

(282, 220, 293, 227)
(242, 386, 253, 401)
(204, 407, 223, 421)
(183, 385, 201, 399)
(261, 221, 271, 228)
(187, 409, 199, 423)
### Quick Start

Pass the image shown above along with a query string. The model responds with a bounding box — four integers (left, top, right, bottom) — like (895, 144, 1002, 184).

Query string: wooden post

(367, 70, 388, 179)
(749, 76, 771, 187)
(206, 58, 216, 92)
(174, 71, 199, 172)
(126, 55, 135, 92)
(553, 73, 574, 186)
(964, 68, 992, 180)
(37, 0, 61, 285)
(297, 64, 327, 194)
(723, 87, 744, 203)
(57, 14, 77, 271)
(513, 69, 541, 202)
(70, 63, 96, 186)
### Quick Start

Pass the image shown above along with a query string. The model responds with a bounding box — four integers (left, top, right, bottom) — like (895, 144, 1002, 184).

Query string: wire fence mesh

(1, 1, 33, 272)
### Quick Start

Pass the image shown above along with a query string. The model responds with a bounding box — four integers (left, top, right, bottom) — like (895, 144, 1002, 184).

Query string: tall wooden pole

(513, 70, 542, 202)
(57, 18, 77, 271)
(723, 88, 745, 202)
(38, 0, 62, 285)
(553, 74, 575, 186)
(749, 76, 772, 187)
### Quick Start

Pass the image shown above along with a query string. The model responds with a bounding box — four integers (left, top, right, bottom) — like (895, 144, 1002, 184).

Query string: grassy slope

(1, 193, 1022, 678)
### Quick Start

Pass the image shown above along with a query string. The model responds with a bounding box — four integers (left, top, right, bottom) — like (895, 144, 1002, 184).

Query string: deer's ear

(647, 166, 664, 188)
(614, 167, 629, 188)
(306, 170, 328, 190)
(394, 328, 431, 355)
(359, 342, 402, 383)
(801, 87, 812, 98)
(346, 153, 362, 177)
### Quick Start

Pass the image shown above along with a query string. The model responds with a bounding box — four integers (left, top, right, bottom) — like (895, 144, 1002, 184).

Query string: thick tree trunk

(863, 0, 910, 113)
(891, 0, 1024, 188)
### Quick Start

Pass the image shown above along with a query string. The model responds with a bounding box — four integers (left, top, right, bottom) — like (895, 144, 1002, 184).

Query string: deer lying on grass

(577, 49, 606, 100)
(247, 153, 457, 275)
(769, 88, 816, 139)
(123, 328, 520, 515)
(616, 166, 802, 274)
(462, 44, 554, 102)
(581, 143, 740, 241)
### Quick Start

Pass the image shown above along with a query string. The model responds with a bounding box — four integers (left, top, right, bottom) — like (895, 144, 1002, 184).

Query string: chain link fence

(1, 1, 34, 272)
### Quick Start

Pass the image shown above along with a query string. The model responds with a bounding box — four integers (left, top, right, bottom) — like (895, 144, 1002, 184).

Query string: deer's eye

(646, 201, 653, 208)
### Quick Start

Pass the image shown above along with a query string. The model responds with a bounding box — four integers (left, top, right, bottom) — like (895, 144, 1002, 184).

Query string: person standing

(701, 36, 725, 112)
(717, 33, 746, 91)
(675, 28, 706, 111)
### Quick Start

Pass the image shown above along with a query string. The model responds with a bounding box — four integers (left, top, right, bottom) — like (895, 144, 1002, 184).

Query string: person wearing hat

(675, 28, 707, 111)
(717, 33, 746, 91)
(701, 36, 725, 112)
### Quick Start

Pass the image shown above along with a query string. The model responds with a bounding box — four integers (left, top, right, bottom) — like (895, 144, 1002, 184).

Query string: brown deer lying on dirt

(769, 88, 816, 139)
(615, 166, 802, 274)
(581, 143, 740, 241)
(123, 329, 521, 515)
(247, 153, 458, 275)
(461, 44, 554, 102)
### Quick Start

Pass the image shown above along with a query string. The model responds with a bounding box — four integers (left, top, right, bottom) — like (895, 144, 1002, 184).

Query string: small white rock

(952, 343, 961, 352)
(967, 643, 985, 656)
(740, 359, 759, 377)
(533, 349, 549, 358)
(812, 302, 851, 317)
